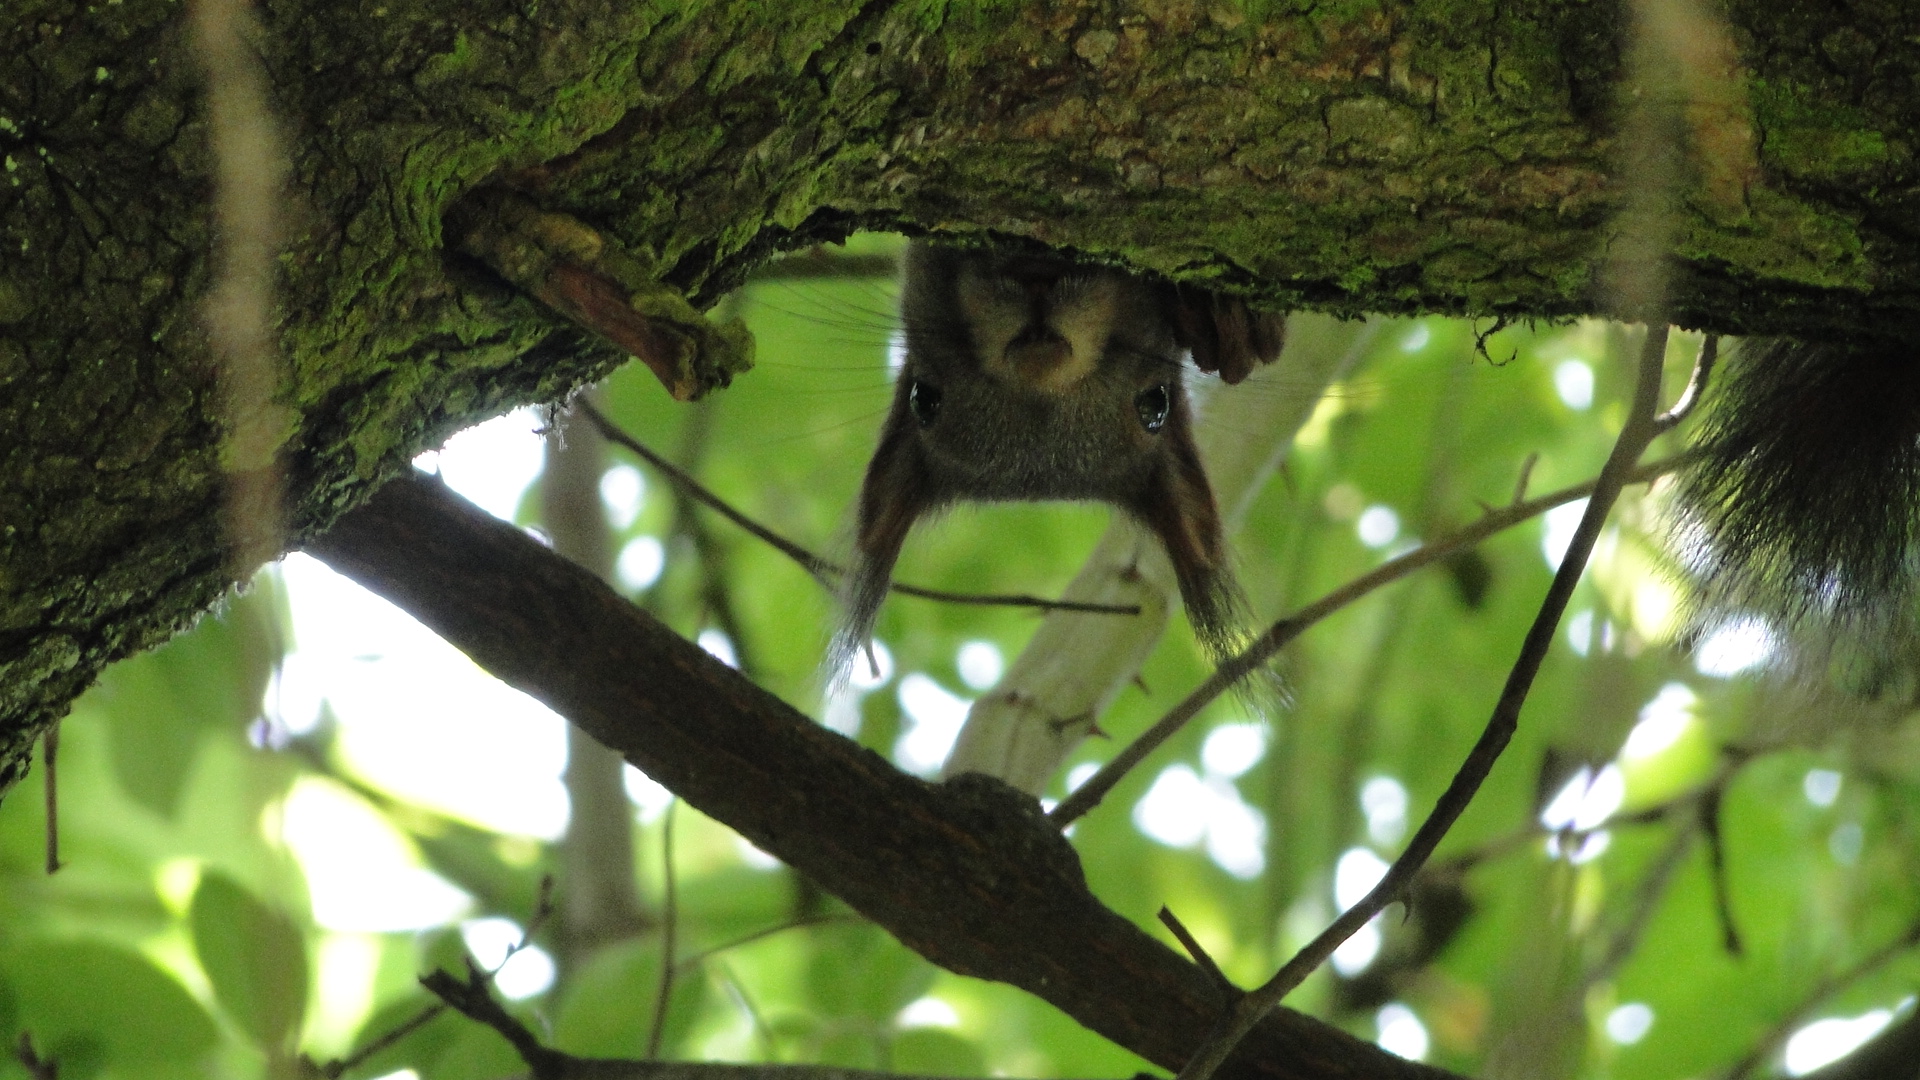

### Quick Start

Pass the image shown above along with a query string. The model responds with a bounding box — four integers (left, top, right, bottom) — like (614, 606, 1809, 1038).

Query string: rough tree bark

(6, 0, 1919, 781)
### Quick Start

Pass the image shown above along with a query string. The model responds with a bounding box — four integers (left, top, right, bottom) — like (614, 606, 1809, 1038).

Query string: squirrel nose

(1004, 324, 1073, 378)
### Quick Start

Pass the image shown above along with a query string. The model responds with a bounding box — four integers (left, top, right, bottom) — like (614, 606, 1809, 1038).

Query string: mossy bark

(2, 0, 1919, 787)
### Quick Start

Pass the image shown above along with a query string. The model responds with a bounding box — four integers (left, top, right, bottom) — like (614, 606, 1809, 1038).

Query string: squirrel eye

(1135, 384, 1170, 433)
(909, 379, 943, 427)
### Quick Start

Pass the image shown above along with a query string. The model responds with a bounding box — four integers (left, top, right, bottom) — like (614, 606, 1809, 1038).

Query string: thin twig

(499, 875, 557, 971)
(647, 799, 679, 1060)
(317, 1002, 447, 1078)
(673, 913, 859, 975)
(1654, 334, 1718, 434)
(422, 961, 568, 1078)
(15, 1033, 56, 1080)
(1433, 759, 1741, 878)
(1699, 784, 1744, 957)
(1050, 452, 1685, 828)
(1158, 908, 1239, 1000)
(325, 879, 554, 1079)
(1582, 752, 1763, 988)
(670, 397, 761, 677)
(1511, 452, 1539, 505)
(713, 960, 780, 1061)
(1170, 325, 1683, 1080)
(42, 722, 59, 875)
(1720, 915, 1920, 1080)
(1588, 815, 1701, 986)
(575, 400, 1141, 617)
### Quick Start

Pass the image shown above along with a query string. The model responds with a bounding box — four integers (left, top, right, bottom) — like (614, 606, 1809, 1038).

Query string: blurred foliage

(0, 232, 1917, 1080)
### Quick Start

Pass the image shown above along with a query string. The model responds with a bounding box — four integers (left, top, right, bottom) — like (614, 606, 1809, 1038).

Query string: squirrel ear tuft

(1127, 423, 1246, 658)
(1170, 288, 1286, 384)
(832, 418, 936, 679)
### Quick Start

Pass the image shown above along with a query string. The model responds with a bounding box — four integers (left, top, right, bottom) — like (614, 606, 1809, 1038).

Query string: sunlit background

(0, 238, 1915, 1080)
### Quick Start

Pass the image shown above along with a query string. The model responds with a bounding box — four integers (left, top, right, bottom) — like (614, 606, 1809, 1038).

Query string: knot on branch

(449, 189, 754, 400)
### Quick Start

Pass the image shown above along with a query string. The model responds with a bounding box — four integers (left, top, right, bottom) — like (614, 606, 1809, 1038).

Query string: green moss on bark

(4, 0, 1920, 790)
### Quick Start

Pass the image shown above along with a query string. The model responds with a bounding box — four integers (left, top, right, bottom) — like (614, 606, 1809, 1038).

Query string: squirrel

(835, 240, 1910, 679)
(1675, 335, 1920, 654)
(832, 240, 1284, 674)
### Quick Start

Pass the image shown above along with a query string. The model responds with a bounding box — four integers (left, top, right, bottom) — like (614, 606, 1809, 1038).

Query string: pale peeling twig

(948, 314, 1377, 792)
(1655, 334, 1718, 434)
(1168, 325, 1685, 1080)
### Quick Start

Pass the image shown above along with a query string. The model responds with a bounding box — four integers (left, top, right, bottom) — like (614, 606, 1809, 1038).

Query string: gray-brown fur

(831, 241, 1284, 676)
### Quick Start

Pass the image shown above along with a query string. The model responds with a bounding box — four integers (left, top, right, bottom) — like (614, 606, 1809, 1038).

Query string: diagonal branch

(1050, 453, 1685, 827)
(304, 470, 1454, 1080)
(1169, 324, 1686, 1080)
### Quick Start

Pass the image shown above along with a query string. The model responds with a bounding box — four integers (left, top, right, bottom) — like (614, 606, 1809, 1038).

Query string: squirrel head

(833, 240, 1283, 675)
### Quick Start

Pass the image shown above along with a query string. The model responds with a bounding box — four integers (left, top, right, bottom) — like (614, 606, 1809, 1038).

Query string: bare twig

(426, 957, 1141, 1079)
(1511, 452, 1539, 505)
(1699, 784, 1744, 957)
(648, 800, 680, 1060)
(501, 875, 558, 971)
(713, 960, 778, 1061)
(1050, 452, 1685, 828)
(1159, 908, 1239, 1000)
(1588, 815, 1700, 986)
(575, 400, 1141, 617)
(317, 1002, 447, 1079)
(1434, 759, 1739, 879)
(322, 879, 555, 1078)
(673, 913, 859, 975)
(669, 397, 761, 676)
(15, 1033, 56, 1080)
(423, 960, 569, 1077)
(1169, 325, 1684, 1080)
(41, 722, 59, 875)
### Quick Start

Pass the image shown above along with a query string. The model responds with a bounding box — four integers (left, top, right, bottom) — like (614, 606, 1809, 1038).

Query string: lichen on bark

(3, 0, 1920, 791)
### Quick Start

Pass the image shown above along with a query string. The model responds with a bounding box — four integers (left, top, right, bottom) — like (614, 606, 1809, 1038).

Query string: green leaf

(2, 940, 217, 1071)
(424, 1019, 524, 1080)
(90, 592, 278, 818)
(893, 1028, 986, 1075)
(189, 871, 309, 1052)
(549, 937, 706, 1058)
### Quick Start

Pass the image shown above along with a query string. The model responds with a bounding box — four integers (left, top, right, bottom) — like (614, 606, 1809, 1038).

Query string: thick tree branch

(304, 471, 1452, 1080)
(9, 0, 1920, 784)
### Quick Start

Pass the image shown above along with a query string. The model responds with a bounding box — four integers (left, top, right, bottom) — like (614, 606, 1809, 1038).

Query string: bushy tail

(1675, 337, 1920, 633)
